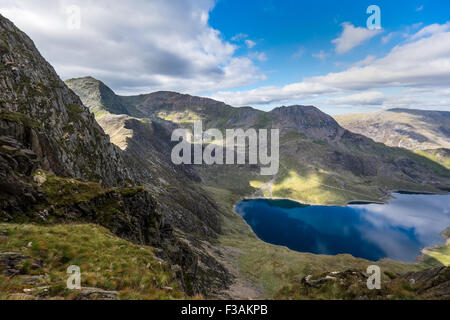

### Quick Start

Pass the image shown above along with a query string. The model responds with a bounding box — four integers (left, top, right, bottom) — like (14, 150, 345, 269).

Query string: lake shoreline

(234, 193, 450, 264)
(239, 188, 449, 208)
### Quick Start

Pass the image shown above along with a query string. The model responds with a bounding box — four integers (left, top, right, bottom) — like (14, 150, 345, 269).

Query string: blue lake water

(235, 194, 450, 262)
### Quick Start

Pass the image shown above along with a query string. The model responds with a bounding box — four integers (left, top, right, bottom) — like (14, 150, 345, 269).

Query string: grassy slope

(0, 224, 183, 300)
(161, 110, 450, 298)
(425, 228, 450, 266)
(415, 150, 450, 170)
(204, 181, 441, 297)
(63, 80, 450, 298)
(197, 141, 449, 297)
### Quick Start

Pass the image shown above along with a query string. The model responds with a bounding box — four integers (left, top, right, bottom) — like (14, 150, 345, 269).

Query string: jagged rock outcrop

(0, 14, 231, 297)
(276, 267, 450, 300)
(0, 252, 42, 276)
(0, 16, 137, 187)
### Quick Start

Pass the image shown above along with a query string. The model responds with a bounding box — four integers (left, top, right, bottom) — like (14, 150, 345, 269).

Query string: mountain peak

(65, 76, 134, 116)
(270, 105, 341, 138)
(0, 14, 134, 187)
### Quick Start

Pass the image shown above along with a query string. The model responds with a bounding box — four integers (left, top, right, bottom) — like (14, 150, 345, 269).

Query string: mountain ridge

(1, 13, 449, 300)
(335, 108, 450, 151)
(66, 76, 450, 205)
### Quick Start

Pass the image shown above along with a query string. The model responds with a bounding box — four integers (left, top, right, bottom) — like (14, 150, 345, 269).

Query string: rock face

(0, 13, 142, 217)
(0, 252, 42, 276)
(65, 77, 142, 117)
(399, 267, 450, 299)
(276, 267, 450, 300)
(270, 105, 343, 139)
(335, 108, 450, 151)
(0, 17, 136, 186)
(0, 14, 231, 297)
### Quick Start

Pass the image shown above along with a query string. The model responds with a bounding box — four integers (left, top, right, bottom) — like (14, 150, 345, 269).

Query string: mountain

(0, 14, 231, 298)
(67, 76, 450, 297)
(67, 77, 450, 206)
(335, 109, 450, 151)
(65, 77, 144, 118)
(1, 13, 449, 300)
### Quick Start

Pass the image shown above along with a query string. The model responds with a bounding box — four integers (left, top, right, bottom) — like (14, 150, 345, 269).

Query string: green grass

(424, 228, 450, 266)
(0, 223, 184, 300)
(426, 246, 450, 266)
(157, 110, 203, 124)
(197, 158, 448, 298)
(0, 111, 41, 128)
(35, 170, 107, 207)
(34, 169, 146, 208)
(280, 131, 307, 142)
(415, 150, 450, 170)
(274, 273, 425, 300)
(66, 104, 84, 122)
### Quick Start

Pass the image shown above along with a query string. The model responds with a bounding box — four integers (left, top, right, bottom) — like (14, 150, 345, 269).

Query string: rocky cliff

(0, 14, 231, 297)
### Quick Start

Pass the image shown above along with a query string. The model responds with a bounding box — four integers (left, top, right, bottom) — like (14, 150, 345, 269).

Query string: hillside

(66, 76, 450, 296)
(0, 223, 184, 300)
(0, 14, 231, 298)
(1, 13, 449, 300)
(67, 77, 450, 206)
(335, 109, 450, 151)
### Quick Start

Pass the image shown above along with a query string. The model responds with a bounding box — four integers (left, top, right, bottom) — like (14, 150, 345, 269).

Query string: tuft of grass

(0, 111, 41, 128)
(35, 170, 107, 206)
(118, 186, 145, 197)
(66, 104, 84, 122)
(0, 223, 184, 300)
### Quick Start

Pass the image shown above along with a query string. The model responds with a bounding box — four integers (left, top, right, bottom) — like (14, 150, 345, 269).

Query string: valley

(66, 76, 450, 297)
(0, 12, 449, 300)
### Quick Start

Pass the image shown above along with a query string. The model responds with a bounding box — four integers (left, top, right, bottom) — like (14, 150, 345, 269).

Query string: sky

(0, 0, 449, 115)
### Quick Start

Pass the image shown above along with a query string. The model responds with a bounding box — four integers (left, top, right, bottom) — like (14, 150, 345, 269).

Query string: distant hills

(1, 12, 449, 300)
(335, 109, 450, 151)
(66, 77, 450, 206)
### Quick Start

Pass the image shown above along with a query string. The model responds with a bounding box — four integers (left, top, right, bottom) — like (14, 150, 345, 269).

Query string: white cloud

(0, 0, 264, 95)
(231, 33, 248, 41)
(382, 32, 395, 44)
(410, 22, 450, 40)
(211, 22, 450, 111)
(326, 91, 385, 106)
(312, 50, 328, 60)
(332, 22, 382, 54)
(416, 5, 424, 12)
(245, 39, 257, 49)
(351, 55, 376, 68)
(292, 47, 305, 59)
(249, 52, 267, 62)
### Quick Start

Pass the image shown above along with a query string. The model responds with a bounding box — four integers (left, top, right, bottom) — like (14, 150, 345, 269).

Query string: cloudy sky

(1, 0, 449, 114)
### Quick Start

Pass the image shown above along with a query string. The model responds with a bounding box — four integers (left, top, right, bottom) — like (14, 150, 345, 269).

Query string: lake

(235, 193, 450, 262)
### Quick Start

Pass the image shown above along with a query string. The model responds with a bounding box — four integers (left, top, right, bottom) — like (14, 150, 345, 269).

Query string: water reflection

(235, 194, 450, 262)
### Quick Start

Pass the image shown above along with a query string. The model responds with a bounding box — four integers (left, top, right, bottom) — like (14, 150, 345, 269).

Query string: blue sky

(1, 0, 450, 114)
(210, 0, 435, 88)
(208, 0, 450, 113)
